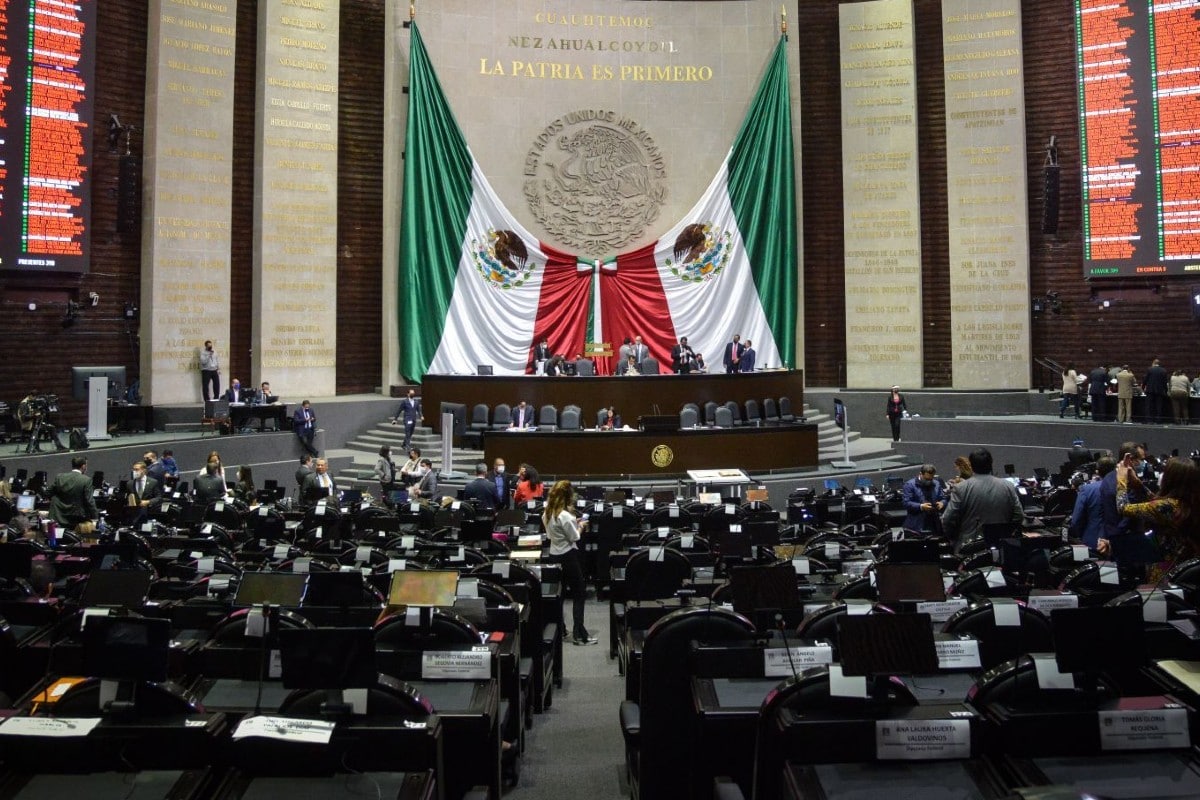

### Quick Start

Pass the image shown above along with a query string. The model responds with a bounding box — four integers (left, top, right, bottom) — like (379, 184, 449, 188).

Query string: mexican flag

(604, 36, 796, 374)
(399, 26, 796, 380)
(399, 24, 590, 379)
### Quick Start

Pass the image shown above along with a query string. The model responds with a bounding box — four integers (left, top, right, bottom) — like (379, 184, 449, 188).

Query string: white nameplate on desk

(422, 648, 491, 680)
(791, 558, 810, 575)
(232, 715, 335, 744)
(875, 718, 971, 760)
(1098, 707, 1189, 751)
(1026, 593, 1078, 614)
(934, 638, 981, 670)
(916, 599, 968, 623)
(763, 645, 833, 676)
(0, 717, 101, 738)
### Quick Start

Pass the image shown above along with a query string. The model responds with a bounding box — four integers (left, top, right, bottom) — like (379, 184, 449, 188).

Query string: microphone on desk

(774, 612, 802, 679)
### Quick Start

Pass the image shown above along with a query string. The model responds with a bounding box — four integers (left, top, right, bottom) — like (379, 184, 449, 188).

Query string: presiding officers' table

(482, 424, 819, 476)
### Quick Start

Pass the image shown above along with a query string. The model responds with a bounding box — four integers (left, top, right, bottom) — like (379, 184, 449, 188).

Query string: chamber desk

(1007, 752, 1200, 799)
(210, 771, 435, 800)
(408, 679, 501, 800)
(692, 676, 781, 799)
(781, 760, 1009, 800)
(0, 770, 213, 800)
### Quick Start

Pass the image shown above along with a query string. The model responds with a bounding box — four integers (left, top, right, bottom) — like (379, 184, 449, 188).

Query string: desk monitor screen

(874, 563, 946, 605)
(1052, 604, 1146, 674)
(885, 539, 941, 565)
(87, 544, 138, 571)
(730, 563, 800, 617)
(304, 570, 369, 608)
(279, 627, 376, 690)
(82, 615, 170, 683)
(14, 493, 35, 513)
(698, 492, 722, 505)
(582, 485, 605, 502)
(0, 543, 33, 580)
(388, 569, 459, 608)
(651, 489, 676, 506)
(603, 490, 627, 504)
(982, 522, 1019, 548)
(234, 572, 307, 607)
(837, 613, 938, 677)
(341, 489, 363, 506)
(476, 364, 494, 376)
(718, 532, 753, 560)
(179, 502, 206, 527)
(81, 569, 153, 609)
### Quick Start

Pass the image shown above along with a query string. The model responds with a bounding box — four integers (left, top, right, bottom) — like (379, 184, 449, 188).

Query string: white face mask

(496, 465, 505, 474)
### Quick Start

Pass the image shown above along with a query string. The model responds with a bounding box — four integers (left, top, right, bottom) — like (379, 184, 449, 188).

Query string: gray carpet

(510, 595, 628, 799)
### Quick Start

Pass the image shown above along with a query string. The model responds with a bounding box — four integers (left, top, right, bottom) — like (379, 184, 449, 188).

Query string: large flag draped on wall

(399, 25, 796, 381)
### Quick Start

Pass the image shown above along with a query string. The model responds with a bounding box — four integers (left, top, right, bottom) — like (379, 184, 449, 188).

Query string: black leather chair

(619, 606, 754, 800)
(374, 607, 480, 647)
(941, 599, 1054, 670)
(623, 546, 692, 601)
(279, 672, 434, 718)
(752, 667, 918, 799)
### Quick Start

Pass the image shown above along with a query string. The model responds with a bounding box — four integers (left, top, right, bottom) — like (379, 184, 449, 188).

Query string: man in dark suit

(490, 457, 513, 509)
(739, 339, 756, 373)
(302, 457, 338, 504)
(533, 338, 551, 372)
(631, 335, 649, 368)
(722, 334, 744, 374)
(1144, 358, 1169, 424)
(671, 336, 695, 374)
(49, 456, 97, 530)
(293, 399, 318, 456)
(510, 400, 535, 429)
(144, 450, 168, 484)
(412, 458, 439, 502)
(391, 388, 423, 451)
(463, 462, 497, 510)
(1088, 364, 1110, 421)
(295, 454, 314, 488)
(193, 456, 227, 504)
(224, 378, 248, 404)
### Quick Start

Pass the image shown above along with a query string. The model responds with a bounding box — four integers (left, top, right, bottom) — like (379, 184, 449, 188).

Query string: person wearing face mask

(490, 458, 513, 509)
(901, 464, 946, 535)
(199, 339, 221, 401)
(127, 460, 162, 525)
(413, 458, 439, 502)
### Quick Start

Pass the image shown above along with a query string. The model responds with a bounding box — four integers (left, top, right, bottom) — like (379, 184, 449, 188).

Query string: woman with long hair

(542, 479, 596, 645)
(512, 464, 544, 505)
(1108, 456, 1200, 583)
(885, 385, 907, 442)
(234, 464, 256, 505)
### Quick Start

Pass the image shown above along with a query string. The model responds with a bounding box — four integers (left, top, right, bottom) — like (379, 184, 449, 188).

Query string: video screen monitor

(1075, 0, 1200, 278)
(874, 563, 946, 606)
(304, 570, 370, 608)
(387, 569, 458, 608)
(81, 569, 152, 609)
(1052, 605, 1146, 674)
(86, 544, 138, 571)
(233, 572, 307, 607)
(15, 494, 36, 514)
(82, 616, 170, 684)
(837, 613, 938, 677)
(884, 539, 941, 564)
(278, 627, 377, 691)
(729, 564, 800, 618)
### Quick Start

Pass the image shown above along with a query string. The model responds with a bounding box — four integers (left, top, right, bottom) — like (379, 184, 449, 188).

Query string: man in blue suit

(901, 464, 945, 534)
(293, 399, 318, 457)
(391, 388, 423, 450)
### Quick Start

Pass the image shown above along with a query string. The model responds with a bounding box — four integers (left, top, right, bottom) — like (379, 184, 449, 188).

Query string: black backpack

(69, 428, 89, 450)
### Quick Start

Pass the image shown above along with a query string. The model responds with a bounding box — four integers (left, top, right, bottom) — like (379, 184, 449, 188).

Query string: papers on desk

(0, 717, 101, 738)
(233, 715, 335, 744)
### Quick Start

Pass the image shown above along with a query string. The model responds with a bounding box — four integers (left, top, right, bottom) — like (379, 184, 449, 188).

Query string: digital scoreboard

(0, 0, 96, 274)
(1076, 0, 1200, 278)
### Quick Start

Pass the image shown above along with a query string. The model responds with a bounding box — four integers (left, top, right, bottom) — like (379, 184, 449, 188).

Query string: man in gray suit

(413, 458, 439, 502)
(940, 448, 1024, 551)
(49, 456, 97, 529)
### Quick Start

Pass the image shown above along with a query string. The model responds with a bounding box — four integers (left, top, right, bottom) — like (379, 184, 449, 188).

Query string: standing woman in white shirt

(542, 480, 597, 645)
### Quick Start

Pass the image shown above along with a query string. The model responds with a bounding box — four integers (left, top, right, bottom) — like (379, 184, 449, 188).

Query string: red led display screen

(0, 0, 96, 274)
(1077, 0, 1200, 278)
